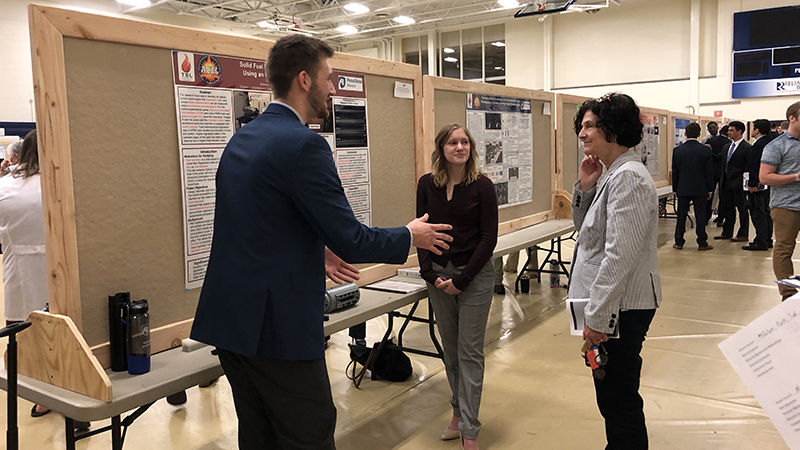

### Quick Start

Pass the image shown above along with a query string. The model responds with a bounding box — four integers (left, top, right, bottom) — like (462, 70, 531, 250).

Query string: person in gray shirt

(759, 100, 800, 300)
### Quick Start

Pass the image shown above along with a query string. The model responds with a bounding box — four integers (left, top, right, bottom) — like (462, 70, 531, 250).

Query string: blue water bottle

(125, 300, 151, 375)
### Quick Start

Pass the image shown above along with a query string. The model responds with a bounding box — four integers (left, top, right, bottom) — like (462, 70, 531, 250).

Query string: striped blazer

(568, 150, 662, 334)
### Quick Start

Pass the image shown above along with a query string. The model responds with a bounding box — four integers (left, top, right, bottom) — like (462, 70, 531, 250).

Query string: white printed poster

(635, 113, 660, 175)
(465, 93, 533, 208)
(719, 296, 800, 449)
(310, 70, 372, 226)
(172, 51, 271, 289)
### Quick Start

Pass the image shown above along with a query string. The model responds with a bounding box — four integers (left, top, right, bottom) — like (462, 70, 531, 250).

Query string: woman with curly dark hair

(568, 93, 661, 449)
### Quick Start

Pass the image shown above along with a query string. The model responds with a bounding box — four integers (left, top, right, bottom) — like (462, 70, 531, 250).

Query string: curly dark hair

(574, 93, 643, 148)
(267, 35, 334, 99)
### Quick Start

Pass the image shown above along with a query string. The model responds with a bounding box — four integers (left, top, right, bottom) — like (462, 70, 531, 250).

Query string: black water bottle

(108, 292, 130, 372)
(126, 300, 151, 375)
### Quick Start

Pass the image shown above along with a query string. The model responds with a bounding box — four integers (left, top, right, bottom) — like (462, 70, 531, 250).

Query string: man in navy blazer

(743, 119, 777, 250)
(672, 122, 715, 250)
(715, 121, 752, 241)
(191, 35, 453, 449)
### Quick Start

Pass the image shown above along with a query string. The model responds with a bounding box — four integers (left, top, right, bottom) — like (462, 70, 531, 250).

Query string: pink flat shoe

(440, 427, 460, 440)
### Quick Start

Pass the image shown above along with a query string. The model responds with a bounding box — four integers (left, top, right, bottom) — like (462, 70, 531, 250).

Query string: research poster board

(423, 76, 555, 231)
(465, 93, 533, 208)
(635, 113, 660, 176)
(310, 70, 373, 226)
(674, 117, 691, 147)
(172, 51, 271, 289)
(30, 4, 423, 364)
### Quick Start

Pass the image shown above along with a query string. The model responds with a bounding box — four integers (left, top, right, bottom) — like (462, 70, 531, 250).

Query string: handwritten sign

(719, 296, 800, 448)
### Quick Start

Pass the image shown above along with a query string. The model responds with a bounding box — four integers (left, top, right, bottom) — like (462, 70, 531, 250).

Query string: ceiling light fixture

(498, 0, 520, 9)
(344, 3, 370, 15)
(392, 15, 416, 25)
(444, 57, 458, 63)
(443, 47, 456, 54)
(491, 41, 506, 47)
(116, 0, 151, 7)
(336, 24, 359, 34)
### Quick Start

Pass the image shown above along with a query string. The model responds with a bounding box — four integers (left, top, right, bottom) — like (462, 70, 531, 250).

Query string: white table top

(0, 219, 578, 423)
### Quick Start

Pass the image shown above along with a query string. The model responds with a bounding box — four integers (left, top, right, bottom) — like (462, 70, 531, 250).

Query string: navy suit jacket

(721, 139, 751, 191)
(746, 134, 778, 188)
(706, 134, 730, 181)
(191, 103, 411, 360)
(671, 139, 714, 197)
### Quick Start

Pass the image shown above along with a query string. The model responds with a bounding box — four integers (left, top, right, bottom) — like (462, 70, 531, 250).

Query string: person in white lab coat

(0, 129, 50, 417)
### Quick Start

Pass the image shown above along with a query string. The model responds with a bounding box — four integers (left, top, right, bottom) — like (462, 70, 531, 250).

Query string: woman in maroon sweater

(417, 124, 498, 450)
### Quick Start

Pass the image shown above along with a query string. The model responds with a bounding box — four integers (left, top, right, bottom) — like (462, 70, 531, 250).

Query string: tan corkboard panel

(561, 102, 581, 190)
(365, 75, 416, 228)
(64, 37, 192, 346)
(431, 90, 552, 224)
(63, 38, 418, 345)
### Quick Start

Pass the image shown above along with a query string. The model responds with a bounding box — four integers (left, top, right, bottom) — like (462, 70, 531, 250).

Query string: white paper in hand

(566, 298, 590, 336)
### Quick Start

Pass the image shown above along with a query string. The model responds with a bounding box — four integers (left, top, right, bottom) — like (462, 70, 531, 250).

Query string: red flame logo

(181, 54, 191, 73)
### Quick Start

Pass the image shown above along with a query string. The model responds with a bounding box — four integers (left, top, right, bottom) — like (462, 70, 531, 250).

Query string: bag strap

(346, 344, 378, 388)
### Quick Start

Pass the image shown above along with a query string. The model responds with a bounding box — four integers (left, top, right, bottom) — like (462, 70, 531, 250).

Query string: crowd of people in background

(672, 101, 800, 302)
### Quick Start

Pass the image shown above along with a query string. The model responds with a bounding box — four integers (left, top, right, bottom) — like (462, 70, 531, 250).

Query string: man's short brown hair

(267, 35, 334, 99)
(787, 101, 800, 120)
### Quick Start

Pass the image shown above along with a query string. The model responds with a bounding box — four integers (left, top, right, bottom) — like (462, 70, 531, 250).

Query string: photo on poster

(485, 141, 503, 165)
(333, 97, 368, 148)
(495, 182, 509, 206)
(233, 90, 271, 130)
(485, 112, 502, 130)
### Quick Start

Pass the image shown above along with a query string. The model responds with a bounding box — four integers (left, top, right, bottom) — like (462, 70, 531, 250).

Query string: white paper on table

(566, 298, 589, 336)
(718, 295, 800, 449)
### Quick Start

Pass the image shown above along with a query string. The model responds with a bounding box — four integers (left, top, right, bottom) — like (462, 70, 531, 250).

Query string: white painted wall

(506, 0, 800, 120)
(3, 0, 800, 122)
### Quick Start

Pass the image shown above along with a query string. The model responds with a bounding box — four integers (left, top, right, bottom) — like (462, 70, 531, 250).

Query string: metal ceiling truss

(150, 0, 622, 45)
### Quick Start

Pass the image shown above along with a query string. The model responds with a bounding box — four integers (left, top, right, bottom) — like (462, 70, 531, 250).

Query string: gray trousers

(427, 260, 494, 439)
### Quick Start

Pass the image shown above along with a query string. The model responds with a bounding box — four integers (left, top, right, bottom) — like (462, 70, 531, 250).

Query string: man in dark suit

(672, 122, 715, 250)
(715, 121, 751, 241)
(706, 122, 730, 225)
(190, 35, 453, 449)
(743, 119, 778, 250)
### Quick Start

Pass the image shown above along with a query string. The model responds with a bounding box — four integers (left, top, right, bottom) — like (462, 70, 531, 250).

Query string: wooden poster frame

(422, 76, 560, 230)
(29, 4, 424, 366)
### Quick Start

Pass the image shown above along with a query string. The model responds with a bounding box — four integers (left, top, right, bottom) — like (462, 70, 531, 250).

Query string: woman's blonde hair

(431, 124, 481, 188)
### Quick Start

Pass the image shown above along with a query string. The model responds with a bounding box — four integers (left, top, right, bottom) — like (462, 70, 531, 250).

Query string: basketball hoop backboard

(514, 0, 610, 18)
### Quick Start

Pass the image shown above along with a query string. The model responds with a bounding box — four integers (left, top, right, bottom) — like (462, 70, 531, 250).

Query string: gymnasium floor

(0, 218, 789, 449)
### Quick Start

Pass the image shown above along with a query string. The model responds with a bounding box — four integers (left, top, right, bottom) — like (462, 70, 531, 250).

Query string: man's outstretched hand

(407, 213, 453, 255)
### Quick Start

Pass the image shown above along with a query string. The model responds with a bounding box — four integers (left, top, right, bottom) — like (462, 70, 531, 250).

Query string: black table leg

(65, 418, 75, 450)
(112, 415, 122, 449)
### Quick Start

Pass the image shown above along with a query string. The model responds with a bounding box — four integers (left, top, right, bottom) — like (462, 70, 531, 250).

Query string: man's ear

(297, 70, 312, 93)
